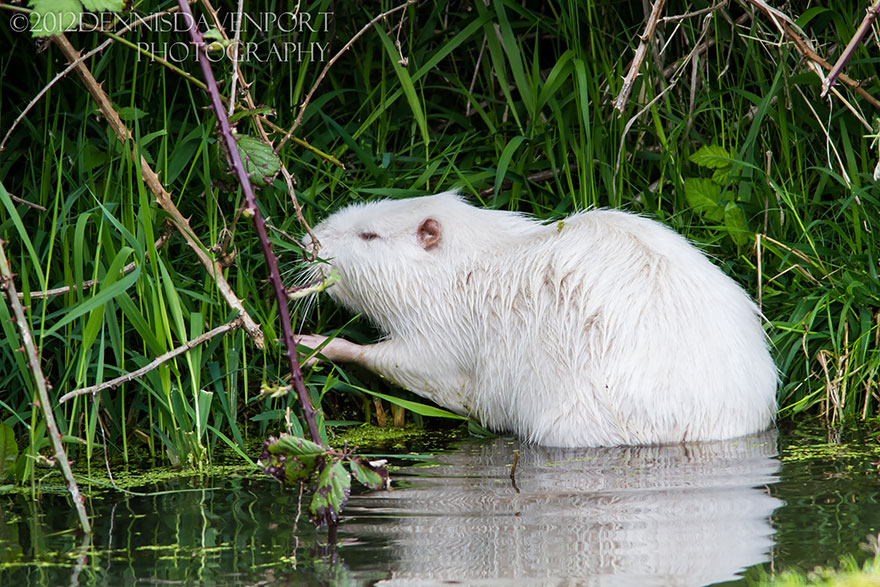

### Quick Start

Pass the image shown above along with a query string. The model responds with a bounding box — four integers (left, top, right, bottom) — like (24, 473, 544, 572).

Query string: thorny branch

(176, 0, 323, 444)
(50, 33, 266, 349)
(194, 0, 322, 258)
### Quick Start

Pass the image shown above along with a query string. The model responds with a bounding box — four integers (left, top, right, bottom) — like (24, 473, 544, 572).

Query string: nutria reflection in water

(341, 432, 780, 586)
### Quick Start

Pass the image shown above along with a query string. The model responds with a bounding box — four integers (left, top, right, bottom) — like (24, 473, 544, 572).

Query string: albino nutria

(297, 192, 777, 447)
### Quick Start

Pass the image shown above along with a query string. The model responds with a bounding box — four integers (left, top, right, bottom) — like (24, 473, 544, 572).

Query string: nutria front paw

(295, 334, 329, 367)
(295, 334, 364, 366)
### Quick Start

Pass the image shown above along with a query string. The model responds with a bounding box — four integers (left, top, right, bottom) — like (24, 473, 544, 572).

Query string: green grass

(0, 0, 878, 485)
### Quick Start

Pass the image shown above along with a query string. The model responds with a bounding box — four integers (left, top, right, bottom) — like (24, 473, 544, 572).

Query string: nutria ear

(417, 218, 442, 251)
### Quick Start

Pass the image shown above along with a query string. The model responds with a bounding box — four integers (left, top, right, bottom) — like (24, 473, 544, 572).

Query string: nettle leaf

(723, 202, 750, 246)
(349, 457, 390, 490)
(311, 460, 352, 528)
(258, 435, 326, 485)
(29, 0, 82, 36)
(235, 135, 282, 188)
(689, 144, 734, 170)
(712, 166, 732, 185)
(683, 178, 724, 222)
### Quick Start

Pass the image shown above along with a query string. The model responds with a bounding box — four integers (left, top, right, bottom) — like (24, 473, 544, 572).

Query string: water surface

(1, 422, 879, 585)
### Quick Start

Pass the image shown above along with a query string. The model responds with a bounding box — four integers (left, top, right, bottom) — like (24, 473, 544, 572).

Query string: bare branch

(821, 0, 880, 97)
(0, 239, 91, 534)
(662, 1, 727, 23)
(7, 193, 47, 212)
(58, 317, 244, 403)
(614, 0, 668, 113)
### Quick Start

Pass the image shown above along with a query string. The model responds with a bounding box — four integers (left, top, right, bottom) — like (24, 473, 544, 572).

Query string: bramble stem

(176, 0, 323, 445)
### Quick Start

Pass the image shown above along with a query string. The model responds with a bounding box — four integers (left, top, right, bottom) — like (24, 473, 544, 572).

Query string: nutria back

(304, 192, 777, 447)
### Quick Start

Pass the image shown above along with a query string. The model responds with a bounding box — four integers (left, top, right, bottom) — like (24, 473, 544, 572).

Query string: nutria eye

(359, 231, 380, 241)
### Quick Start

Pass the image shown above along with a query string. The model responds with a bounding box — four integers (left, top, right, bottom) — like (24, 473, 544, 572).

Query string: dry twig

(7, 193, 47, 211)
(0, 239, 91, 534)
(59, 317, 244, 403)
(614, 0, 668, 113)
(821, 0, 880, 97)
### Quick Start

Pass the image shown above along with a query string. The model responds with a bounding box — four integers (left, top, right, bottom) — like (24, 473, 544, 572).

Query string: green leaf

(29, 0, 82, 36)
(203, 27, 224, 42)
(80, 0, 124, 11)
(348, 457, 389, 490)
(0, 424, 18, 482)
(375, 28, 430, 147)
(493, 0, 535, 116)
(536, 50, 575, 113)
(723, 202, 750, 246)
(353, 12, 491, 140)
(689, 144, 734, 170)
(268, 434, 326, 457)
(196, 390, 213, 441)
(0, 182, 46, 288)
(234, 135, 282, 188)
(495, 136, 528, 198)
(712, 166, 732, 185)
(45, 246, 140, 337)
(258, 434, 327, 485)
(311, 460, 351, 528)
(207, 426, 257, 468)
(683, 178, 724, 222)
(355, 388, 468, 420)
(81, 245, 132, 352)
(118, 107, 147, 122)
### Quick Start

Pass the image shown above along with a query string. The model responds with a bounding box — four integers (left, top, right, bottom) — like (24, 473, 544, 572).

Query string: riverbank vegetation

(1, 0, 878, 504)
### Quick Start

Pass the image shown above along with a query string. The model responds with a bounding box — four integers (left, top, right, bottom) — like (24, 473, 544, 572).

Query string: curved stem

(176, 0, 322, 445)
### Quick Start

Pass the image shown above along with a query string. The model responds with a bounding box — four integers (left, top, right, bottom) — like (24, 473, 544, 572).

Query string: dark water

(1, 421, 880, 585)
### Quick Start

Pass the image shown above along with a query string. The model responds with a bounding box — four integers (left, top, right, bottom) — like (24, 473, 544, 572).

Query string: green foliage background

(1, 0, 879, 478)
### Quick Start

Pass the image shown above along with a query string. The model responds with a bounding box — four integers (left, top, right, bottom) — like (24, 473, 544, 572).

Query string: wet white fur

(304, 192, 777, 447)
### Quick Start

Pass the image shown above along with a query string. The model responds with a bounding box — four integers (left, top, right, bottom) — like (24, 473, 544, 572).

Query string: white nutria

(298, 192, 778, 447)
